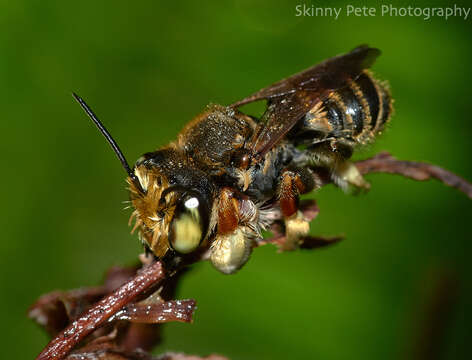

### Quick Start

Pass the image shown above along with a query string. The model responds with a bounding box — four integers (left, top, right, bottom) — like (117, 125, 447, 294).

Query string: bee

(73, 45, 392, 274)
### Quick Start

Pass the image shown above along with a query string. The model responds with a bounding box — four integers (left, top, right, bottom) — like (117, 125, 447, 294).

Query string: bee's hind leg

(278, 166, 316, 250)
(307, 141, 370, 192)
(332, 159, 370, 192)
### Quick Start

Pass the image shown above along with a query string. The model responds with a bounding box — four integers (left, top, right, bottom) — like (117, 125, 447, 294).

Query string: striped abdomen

(304, 70, 393, 146)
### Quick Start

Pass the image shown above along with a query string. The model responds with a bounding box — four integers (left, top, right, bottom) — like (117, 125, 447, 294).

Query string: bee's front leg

(278, 167, 316, 250)
(210, 187, 258, 274)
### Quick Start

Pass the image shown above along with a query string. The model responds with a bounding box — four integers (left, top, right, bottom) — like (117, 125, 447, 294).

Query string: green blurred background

(0, 0, 471, 358)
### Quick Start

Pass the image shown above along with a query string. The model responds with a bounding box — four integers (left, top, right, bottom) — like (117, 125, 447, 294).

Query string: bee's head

(129, 149, 215, 258)
(72, 94, 215, 260)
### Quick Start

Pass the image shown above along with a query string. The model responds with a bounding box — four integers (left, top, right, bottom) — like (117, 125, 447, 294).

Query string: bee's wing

(231, 45, 381, 158)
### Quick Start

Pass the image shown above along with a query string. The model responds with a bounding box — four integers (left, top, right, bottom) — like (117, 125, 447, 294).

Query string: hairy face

(129, 164, 210, 258)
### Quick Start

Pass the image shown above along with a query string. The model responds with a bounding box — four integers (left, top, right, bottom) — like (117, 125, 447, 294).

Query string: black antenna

(72, 93, 144, 193)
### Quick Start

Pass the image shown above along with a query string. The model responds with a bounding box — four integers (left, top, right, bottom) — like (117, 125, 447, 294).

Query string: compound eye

(169, 196, 205, 254)
(231, 149, 251, 169)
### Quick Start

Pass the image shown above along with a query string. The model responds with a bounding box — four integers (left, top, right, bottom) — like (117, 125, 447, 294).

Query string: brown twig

(355, 152, 472, 199)
(36, 261, 165, 360)
(109, 299, 196, 324)
(119, 267, 191, 352)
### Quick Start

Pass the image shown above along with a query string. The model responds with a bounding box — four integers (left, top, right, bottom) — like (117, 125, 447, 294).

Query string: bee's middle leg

(278, 167, 316, 250)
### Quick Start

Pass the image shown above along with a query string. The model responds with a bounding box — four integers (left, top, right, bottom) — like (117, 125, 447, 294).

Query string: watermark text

(295, 4, 471, 21)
